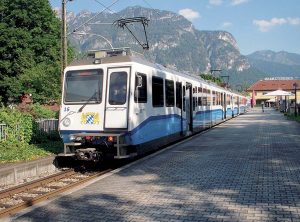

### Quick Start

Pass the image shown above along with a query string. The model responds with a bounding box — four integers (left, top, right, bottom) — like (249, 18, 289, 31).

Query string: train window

(64, 69, 103, 104)
(176, 82, 182, 109)
(193, 97, 196, 111)
(207, 93, 211, 106)
(202, 97, 207, 106)
(198, 97, 202, 106)
(152, 76, 164, 107)
(227, 95, 231, 105)
(109, 71, 127, 105)
(212, 91, 216, 105)
(134, 73, 147, 103)
(165, 79, 174, 107)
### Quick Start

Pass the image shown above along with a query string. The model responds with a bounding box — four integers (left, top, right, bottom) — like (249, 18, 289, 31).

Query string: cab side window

(134, 73, 147, 103)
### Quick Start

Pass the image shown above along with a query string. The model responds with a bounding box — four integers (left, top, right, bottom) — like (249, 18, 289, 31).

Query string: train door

(104, 67, 130, 129)
(237, 96, 240, 115)
(185, 83, 193, 133)
(220, 92, 224, 120)
(223, 93, 227, 119)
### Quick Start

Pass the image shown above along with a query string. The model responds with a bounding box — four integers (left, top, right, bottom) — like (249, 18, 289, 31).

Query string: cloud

(231, 0, 249, 6)
(287, 17, 300, 25)
(209, 0, 223, 6)
(253, 17, 300, 32)
(222, 22, 232, 28)
(178, 8, 200, 21)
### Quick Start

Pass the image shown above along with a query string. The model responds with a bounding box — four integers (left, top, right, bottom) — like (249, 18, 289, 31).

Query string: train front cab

(59, 64, 137, 162)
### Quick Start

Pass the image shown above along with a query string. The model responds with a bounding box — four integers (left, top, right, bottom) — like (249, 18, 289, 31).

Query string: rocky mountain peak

(68, 6, 300, 86)
(217, 31, 239, 51)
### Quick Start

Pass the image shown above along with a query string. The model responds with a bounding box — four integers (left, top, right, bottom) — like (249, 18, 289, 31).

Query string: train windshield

(64, 69, 103, 103)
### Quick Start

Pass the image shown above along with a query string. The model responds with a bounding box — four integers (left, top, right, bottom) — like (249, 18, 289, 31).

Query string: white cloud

(231, 0, 249, 6)
(287, 17, 300, 25)
(178, 8, 200, 21)
(222, 22, 232, 28)
(209, 0, 223, 6)
(253, 17, 300, 32)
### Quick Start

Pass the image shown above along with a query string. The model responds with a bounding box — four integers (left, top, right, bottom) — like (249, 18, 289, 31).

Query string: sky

(49, 0, 300, 55)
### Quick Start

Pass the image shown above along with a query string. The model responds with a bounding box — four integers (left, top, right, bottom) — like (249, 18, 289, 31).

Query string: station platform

(10, 108, 300, 222)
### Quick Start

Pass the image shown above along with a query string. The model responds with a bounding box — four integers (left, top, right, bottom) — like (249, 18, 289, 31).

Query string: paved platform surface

(11, 108, 300, 222)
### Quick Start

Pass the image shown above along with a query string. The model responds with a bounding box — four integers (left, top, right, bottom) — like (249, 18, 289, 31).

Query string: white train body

(59, 49, 247, 162)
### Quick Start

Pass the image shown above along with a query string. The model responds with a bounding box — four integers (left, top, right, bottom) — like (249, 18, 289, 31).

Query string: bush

(0, 107, 33, 143)
(0, 106, 62, 163)
(28, 103, 58, 119)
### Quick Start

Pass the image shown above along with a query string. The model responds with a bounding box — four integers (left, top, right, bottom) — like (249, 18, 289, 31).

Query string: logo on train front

(81, 112, 100, 125)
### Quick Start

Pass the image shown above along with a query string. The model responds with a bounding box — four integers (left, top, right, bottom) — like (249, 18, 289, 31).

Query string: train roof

(69, 48, 244, 97)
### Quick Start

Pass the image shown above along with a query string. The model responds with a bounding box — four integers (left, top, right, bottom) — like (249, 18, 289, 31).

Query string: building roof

(248, 79, 300, 91)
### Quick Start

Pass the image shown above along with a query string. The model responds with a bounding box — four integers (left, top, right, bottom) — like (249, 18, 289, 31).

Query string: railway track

(0, 120, 227, 219)
(0, 167, 112, 218)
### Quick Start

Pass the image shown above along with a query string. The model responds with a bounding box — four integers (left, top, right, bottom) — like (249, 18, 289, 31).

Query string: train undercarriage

(58, 133, 137, 163)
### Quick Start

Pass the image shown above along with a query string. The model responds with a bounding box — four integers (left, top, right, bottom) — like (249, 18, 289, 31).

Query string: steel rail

(0, 169, 112, 218)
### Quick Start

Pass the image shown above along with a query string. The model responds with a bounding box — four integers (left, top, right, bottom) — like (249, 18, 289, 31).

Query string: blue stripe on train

(128, 109, 224, 145)
(226, 108, 233, 117)
(127, 114, 185, 145)
(234, 107, 238, 115)
(61, 107, 244, 145)
(193, 109, 223, 126)
(239, 106, 245, 113)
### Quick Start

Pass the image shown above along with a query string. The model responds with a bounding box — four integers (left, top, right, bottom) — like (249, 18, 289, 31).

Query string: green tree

(0, 0, 72, 104)
(200, 73, 223, 85)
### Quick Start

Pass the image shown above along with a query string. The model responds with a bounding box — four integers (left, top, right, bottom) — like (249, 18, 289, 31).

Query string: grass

(0, 140, 63, 164)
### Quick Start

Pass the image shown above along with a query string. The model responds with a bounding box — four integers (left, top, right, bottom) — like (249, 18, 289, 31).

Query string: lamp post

(293, 82, 298, 116)
(72, 31, 113, 49)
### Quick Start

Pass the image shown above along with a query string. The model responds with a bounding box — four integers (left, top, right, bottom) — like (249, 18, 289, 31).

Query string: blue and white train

(59, 48, 247, 162)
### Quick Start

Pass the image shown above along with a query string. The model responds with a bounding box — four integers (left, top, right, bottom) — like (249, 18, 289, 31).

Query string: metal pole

(61, 0, 67, 77)
(295, 85, 297, 117)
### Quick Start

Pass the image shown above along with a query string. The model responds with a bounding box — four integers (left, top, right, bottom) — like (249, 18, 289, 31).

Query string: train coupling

(75, 148, 102, 162)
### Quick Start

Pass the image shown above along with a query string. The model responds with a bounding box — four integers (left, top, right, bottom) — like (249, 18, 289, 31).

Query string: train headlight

(69, 135, 76, 141)
(62, 117, 71, 127)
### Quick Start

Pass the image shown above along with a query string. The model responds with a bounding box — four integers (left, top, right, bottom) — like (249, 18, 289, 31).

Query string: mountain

(247, 50, 300, 66)
(64, 6, 298, 87)
(247, 50, 300, 77)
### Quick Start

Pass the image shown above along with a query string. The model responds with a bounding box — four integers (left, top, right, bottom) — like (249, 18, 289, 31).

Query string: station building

(247, 77, 300, 105)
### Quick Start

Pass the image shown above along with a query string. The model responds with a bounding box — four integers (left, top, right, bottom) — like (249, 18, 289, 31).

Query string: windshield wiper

(78, 91, 99, 113)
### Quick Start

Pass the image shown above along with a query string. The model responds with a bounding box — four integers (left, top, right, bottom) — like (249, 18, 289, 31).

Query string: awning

(266, 98, 276, 102)
(264, 89, 294, 96)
